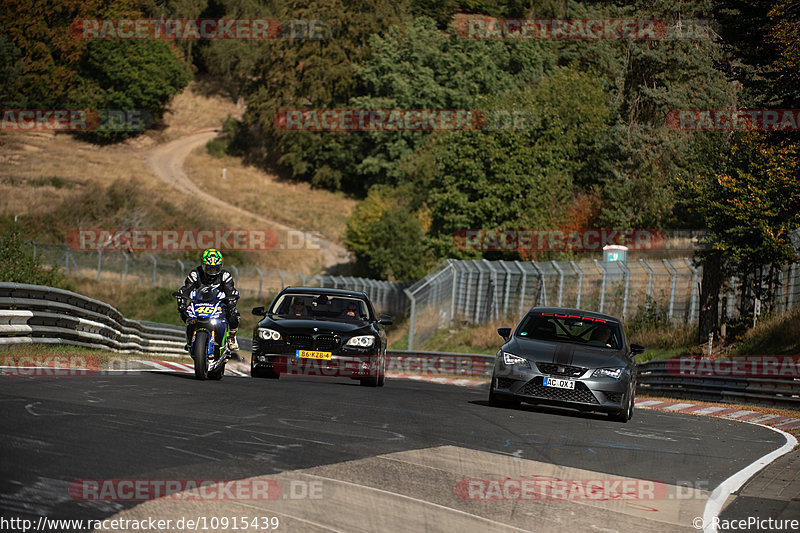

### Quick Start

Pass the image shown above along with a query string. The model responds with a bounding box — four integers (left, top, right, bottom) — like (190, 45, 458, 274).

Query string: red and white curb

(138, 360, 250, 377)
(635, 399, 800, 435)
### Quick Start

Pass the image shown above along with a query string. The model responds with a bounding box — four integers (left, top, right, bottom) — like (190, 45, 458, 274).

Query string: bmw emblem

(313, 327, 318, 332)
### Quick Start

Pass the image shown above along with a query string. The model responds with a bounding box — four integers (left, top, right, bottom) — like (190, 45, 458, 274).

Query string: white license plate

(543, 377, 575, 390)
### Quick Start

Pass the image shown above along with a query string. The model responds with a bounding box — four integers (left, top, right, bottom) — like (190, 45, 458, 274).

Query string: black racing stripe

(553, 343, 574, 365)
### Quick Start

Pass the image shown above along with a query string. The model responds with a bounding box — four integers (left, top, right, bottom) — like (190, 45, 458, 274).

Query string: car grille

(521, 377, 598, 404)
(601, 391, 623, 404)
(286, 334, 340, 351)
(536, 363, 586, 377)
(496, 377, 516, 389)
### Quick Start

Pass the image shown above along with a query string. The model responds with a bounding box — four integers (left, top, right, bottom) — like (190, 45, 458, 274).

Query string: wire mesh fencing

(23, 241, 800, 350)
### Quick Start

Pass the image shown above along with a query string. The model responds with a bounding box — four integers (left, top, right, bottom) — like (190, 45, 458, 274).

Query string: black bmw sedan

(250, 287, 392, 386)
(489, 308, 644, 422)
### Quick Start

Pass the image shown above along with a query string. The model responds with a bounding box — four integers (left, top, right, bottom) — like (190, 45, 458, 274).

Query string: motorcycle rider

(178, 248, 241, 356)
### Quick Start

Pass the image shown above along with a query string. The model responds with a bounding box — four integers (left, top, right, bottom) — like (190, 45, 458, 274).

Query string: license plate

(297, 350, 332, 360)
(543, 377, 575, 390)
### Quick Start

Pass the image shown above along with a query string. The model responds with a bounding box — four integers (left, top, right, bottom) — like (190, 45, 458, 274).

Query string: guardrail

(0, 283, 186, 355)
(1, 283, 797, 408)
(636, 359, 800, 409)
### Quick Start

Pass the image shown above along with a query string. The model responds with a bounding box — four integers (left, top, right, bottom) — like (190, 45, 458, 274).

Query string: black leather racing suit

(178, 266, 240, 332)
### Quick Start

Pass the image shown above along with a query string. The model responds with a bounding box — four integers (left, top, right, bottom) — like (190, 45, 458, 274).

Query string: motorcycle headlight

(346, 335, 375, 347)
(258, 328, 282, 341)
(592, 367, 624, 379)
(502, 351, 530, 367)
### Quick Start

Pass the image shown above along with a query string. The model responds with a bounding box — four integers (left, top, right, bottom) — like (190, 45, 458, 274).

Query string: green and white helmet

(201, 248, 224, 277)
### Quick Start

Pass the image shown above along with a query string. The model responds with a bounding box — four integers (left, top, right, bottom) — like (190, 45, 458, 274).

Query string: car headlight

(346, 335, 375, 347)
(258, 328, 282, 341)
(502, 352, 530, 367)
(592, 367, 624, 379)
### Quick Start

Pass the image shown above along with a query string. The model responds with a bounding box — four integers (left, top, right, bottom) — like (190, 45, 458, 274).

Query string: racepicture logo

(70, 18, 328, 40)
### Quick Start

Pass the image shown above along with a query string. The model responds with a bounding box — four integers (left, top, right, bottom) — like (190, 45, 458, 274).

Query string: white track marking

(300, 473, 534, 532)
(701, 423, 797, 533)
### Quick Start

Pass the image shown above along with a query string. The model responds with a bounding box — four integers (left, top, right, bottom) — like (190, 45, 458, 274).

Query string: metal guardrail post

(788, 264, 796, 310)
(449, 261, 457, 326)
(663, 259, 678, 320)
(570, 261, 583, 309)
(96, 249, 102, 282)
(640, 259, 654, 306)
(593, 259, 606, 313)
(551, 261, 564, 308)
(483, 260, 499, 321)
(32, 241, 37, 261)
(499, 261, 512, 318)
(149, 255, 157, 287)
(404, 287, 417, 351)
(531, 261, 546, 306)
(684, 258, 699, 323)
(123, 253, 129, 282)
(176, 260, 185, 280)
(300, 273, 306, 286)
(63, 244, 69, 276)
(230, 265, 239, 284)
(255, 268, 263, 299)
(515, 261, 527, 317)
(620, 261, 630, 319)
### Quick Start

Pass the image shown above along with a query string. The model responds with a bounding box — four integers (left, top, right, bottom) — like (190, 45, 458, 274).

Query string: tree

(685, 131, 800, 336)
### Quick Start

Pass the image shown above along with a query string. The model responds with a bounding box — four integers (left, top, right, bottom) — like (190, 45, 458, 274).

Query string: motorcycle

(173, 285, 233, 380)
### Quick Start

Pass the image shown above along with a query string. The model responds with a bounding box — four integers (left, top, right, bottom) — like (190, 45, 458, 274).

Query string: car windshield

(270, 293, 370, 321)
(516, 312, 622, 350)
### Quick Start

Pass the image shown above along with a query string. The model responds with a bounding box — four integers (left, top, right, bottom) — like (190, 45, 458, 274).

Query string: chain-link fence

(24, 242, 800, 350)
(403, 258, 800, 350)
(30, 242, 313, 300)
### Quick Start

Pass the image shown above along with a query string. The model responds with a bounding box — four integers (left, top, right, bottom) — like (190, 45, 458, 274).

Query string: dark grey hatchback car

(489, 307, 644, 422)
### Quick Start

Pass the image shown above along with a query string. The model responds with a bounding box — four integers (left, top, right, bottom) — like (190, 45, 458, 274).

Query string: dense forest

(2, 0, 799, 333)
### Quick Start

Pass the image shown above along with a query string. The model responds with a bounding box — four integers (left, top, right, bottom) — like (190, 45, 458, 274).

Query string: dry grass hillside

(0, 81, 355, 274)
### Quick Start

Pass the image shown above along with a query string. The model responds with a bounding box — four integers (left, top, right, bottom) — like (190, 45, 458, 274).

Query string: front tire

(610, 384, 634, 422)
(488, 375, 520, 408)
(192, 330, 209, 380)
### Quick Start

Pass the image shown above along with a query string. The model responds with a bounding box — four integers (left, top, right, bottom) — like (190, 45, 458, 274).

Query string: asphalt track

(0, 370, 790, 532)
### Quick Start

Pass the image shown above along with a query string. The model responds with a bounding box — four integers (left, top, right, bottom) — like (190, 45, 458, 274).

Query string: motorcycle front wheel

(193, 330, 209, 380)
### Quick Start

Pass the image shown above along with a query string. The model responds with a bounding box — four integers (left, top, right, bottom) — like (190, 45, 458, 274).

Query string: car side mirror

(497, 327, 511, 342)
(252, 306, 266, 316)
(630, 344, 646, 355)
(378, 314, 393, 325)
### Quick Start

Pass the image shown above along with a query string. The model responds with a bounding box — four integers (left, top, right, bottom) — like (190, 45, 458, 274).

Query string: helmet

(201, 249, 224, 277)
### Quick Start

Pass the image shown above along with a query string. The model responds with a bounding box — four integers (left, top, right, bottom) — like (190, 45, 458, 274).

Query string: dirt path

(145, 130, 352, 271)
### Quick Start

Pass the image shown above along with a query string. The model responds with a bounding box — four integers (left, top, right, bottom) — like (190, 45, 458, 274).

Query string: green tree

(685, 132, 800, 335)
(345, 186, 434, 280)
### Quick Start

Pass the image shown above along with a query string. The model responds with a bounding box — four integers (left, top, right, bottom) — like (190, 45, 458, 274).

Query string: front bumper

(252, 338, 382, 378)
(492, 358, 631, 413)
